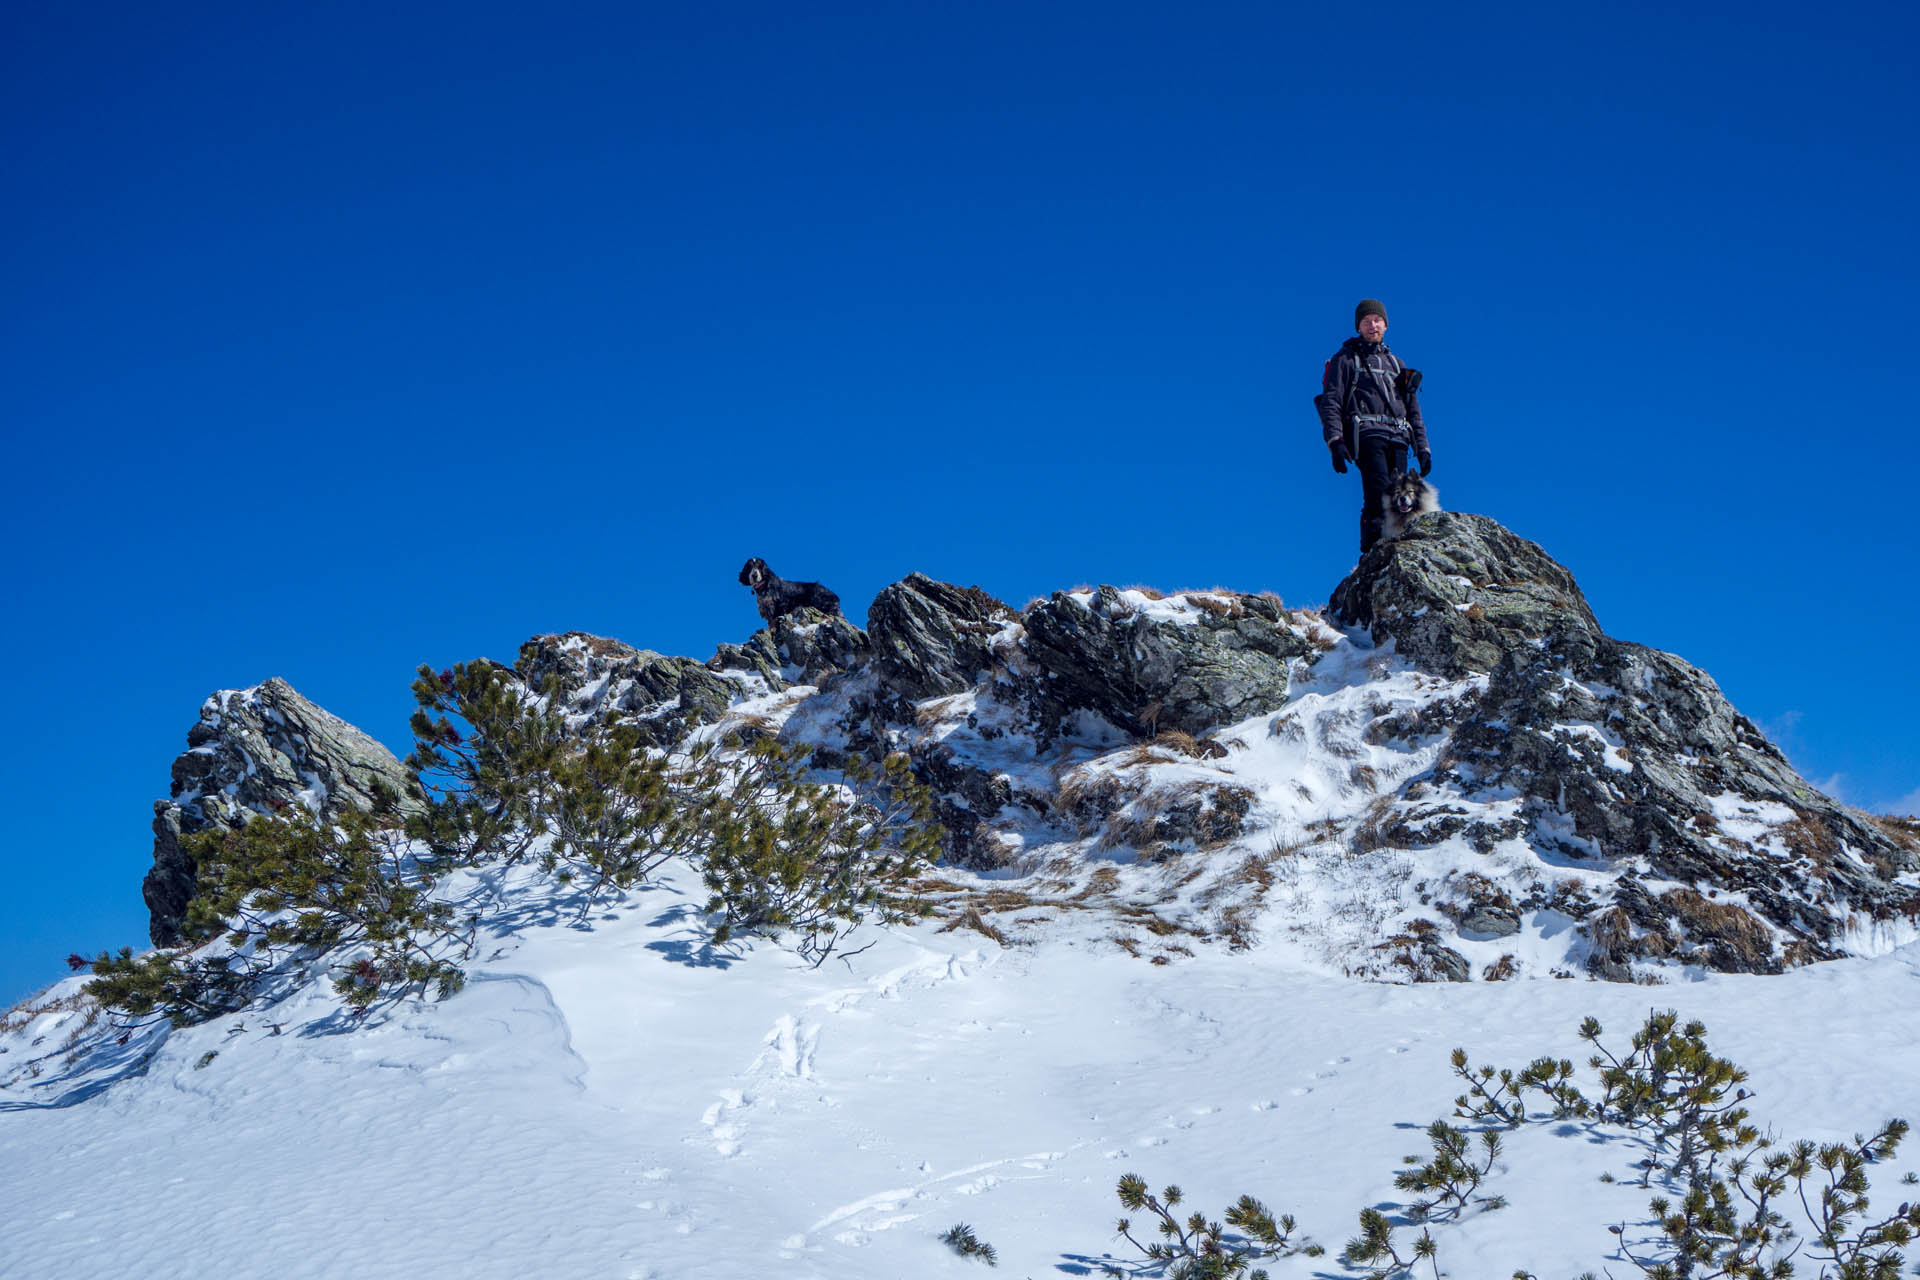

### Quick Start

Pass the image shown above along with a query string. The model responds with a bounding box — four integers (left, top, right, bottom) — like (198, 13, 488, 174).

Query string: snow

(10, 618, 1920, 1277)
(8, 860, 1920, 1280)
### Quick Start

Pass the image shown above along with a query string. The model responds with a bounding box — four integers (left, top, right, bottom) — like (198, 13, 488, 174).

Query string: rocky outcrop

(1330, 512, 1598, 677)
(1331, 511, 1920, 974)
(1021, 588, 1313, 741)
(517, 632, 736, 745)
(132, 527, 1920, 985)
(143, 678, 415, 946)
(868, 574, 1018, 703)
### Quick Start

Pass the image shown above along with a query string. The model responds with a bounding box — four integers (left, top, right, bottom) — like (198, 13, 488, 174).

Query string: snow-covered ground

(5, 864, 1919, 1280)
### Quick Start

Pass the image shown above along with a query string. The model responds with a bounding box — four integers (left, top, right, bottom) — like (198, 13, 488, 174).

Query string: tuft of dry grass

(1181, 593, 1243, 620)
(1657, 889, 1778, 970)
(1869, 813, 1920, 854)
(938, 907, 1011, 946)
(1779, 810, 1845, 874)
(1152, 729, 1201, 758)
(1121, 584, 1167, 600)
(1482, 954, 1518, 981)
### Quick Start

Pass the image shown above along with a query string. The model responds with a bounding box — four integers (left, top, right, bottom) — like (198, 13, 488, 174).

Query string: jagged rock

(1021, 588, 1312, 741)
(1330, 511, 1598, 677)
(867, 573, 1018, 703)
(907, 739, 1020, 869)
(708, 633, 787, 691)
(143, 678, 414, 946)
(517, 632, 736, 748)
(1333, 510, 1920, 976)
(765, 608, 871, 688)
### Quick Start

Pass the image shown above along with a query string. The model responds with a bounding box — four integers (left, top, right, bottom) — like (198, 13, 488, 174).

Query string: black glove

(1329, 441, 1349, 474)
(1418, 450, 1432, 477)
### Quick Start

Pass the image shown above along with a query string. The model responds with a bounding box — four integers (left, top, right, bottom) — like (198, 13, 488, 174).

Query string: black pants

(1356, 437, 1409, 555)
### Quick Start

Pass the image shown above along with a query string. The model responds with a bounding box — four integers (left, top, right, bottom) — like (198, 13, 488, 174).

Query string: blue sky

(4, 0, 1916, 1004)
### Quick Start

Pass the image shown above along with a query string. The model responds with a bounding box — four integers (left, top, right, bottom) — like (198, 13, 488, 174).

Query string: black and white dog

(738, 558, 843, 626)
(1380, 473, 1441, 542)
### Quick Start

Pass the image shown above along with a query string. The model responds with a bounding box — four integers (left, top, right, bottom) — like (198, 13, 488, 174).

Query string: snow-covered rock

(143, 678, 415, 946)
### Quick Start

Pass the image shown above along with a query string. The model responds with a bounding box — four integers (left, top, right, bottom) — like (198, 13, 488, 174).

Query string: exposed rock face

(517, 632, 735, 745)
(1330, 512, 1598, 677)
(1021, 587, 1313, 740)
(1331, 511, 1920, 975)
(767, 609, 872, 687)
(143, 678, 415, 946)
(867, 574, 1018, 703)
(135, 528, 1920, 985)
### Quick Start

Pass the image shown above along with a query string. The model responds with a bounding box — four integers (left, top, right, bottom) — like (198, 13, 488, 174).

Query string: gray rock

(1021, 587, 1312, 741)
(868, 573, 1019, 703)
(516, 632, 738, 748)
(1333, 510, 1920, 975)
(765, 608, 872, 688)
(143, 678, 415, 946)
(1459, 906, 1521, 939)
(1330, 511, 1598, 677)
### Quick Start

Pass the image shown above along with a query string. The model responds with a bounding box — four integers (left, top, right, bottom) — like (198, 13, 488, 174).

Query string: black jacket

(1315, 337, 1429, 458)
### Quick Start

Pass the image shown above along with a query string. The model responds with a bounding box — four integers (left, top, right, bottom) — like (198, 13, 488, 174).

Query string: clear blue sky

(5, 0, 1916, 1004)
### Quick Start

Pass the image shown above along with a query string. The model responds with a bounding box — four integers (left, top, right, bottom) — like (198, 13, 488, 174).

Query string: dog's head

(739, 558, 770, 590)
(1386, 474, 1438, 519)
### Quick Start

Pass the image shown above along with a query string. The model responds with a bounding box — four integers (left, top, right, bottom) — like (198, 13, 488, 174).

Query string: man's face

(1357, 313, 1387, 342)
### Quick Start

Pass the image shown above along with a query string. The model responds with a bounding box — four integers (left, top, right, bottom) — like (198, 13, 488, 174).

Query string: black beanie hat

(1355, 298, 1388, 329)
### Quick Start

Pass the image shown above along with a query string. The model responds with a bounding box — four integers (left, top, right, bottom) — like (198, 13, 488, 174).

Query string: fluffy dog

(1380, 473, 1441, 542)
(738, 558, 843, 626)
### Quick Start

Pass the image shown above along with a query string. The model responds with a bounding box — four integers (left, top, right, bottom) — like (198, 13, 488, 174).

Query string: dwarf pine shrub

(539, 723, 683, 913)
(405, 661, 569, 866)
(1580, 1012, 1756, 1186)
(1394, 1119, 1506, 1221)
(88, 805, 473, 1023)
(1104, 1173, 1318, 1279)
(941, 1222, 999, 1266)
(1342, 1207, 1437, 1279)
(695, 741, 941, 965)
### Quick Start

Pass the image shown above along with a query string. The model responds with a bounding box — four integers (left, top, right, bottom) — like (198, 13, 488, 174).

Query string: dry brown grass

(1152, 730, 1201, 758)
(1121, 584, 1167, 601)
(1348, 795, 1398, 855)
(937, 907, 1011, 946)
(1660, 889, 1777, 970)
(1870, 814, 1920, 853)
(1463, 602, 1488, 622)
(1482, 954, 1518, 981)
(1181, 593, 1243, 620)
(1779, 811, 1845, 874)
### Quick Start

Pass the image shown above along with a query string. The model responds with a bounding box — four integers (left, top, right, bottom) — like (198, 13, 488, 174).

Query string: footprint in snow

(698, 1088, 749, 1157)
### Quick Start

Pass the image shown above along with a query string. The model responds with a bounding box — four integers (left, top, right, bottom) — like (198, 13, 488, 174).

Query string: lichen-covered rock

(1021, 588, 1312, 740)
(1330, 511, 1598, 677)
(867, 573, 1018, 703)
(143, 678, 415, 946)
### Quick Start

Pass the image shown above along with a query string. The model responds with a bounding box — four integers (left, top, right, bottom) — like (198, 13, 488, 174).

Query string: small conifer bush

(940, 1222, 998, 1265)
(87, 804, 473, 1023)
(694, 740, 941, 965)
(1104, 1173, 1317, 1278)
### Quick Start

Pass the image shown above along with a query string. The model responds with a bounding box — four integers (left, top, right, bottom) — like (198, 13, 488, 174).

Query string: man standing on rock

(1316, 299, 1431, 555)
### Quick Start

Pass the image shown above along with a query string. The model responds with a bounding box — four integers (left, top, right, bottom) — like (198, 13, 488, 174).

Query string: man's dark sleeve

(1315, 355, 1347, 447)
(1406, 384, 1429, 457)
